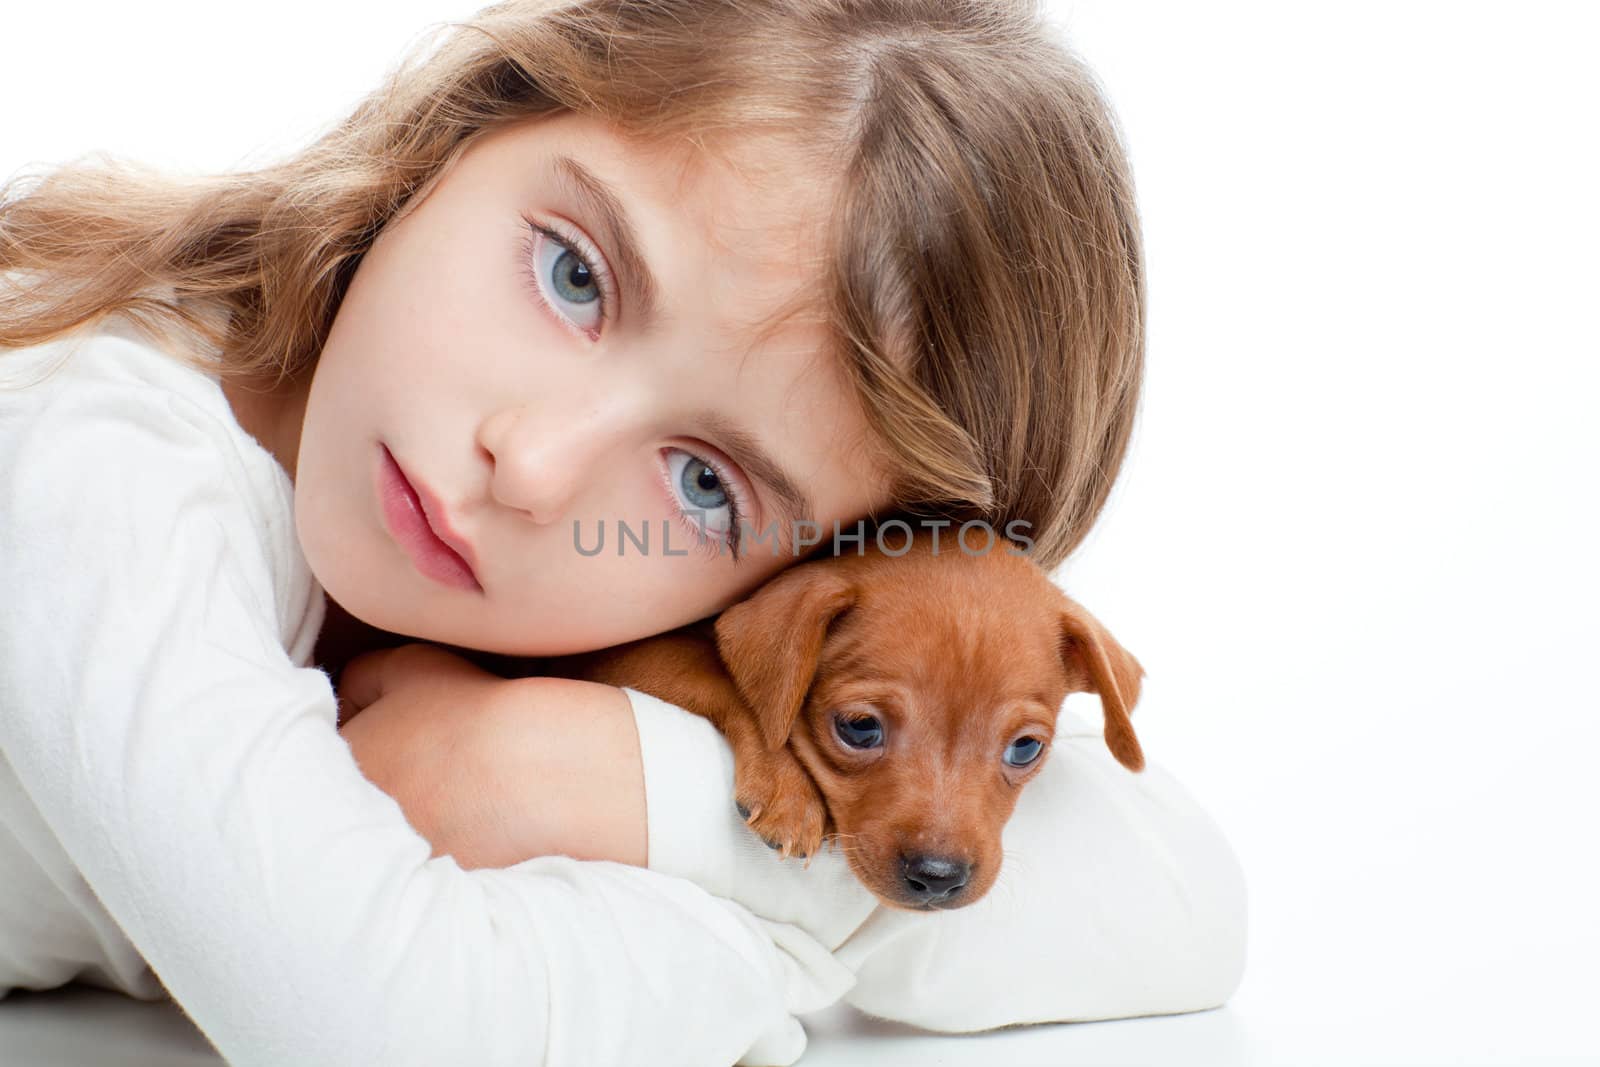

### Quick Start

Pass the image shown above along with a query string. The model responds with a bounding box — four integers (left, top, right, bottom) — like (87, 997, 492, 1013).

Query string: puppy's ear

(1058, 597, 1147, 772)
(715, 565, 856, 752)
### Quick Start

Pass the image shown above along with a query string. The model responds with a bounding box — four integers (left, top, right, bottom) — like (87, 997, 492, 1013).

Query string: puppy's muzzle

(899, 853, 972, 906)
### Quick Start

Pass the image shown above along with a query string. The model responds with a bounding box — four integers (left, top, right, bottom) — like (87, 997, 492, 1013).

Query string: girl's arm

(334, 643, 649, 872)
(0, 376, 851, 1066)
(370, 660, 1250, 1026)
(334, 645, 888, 949)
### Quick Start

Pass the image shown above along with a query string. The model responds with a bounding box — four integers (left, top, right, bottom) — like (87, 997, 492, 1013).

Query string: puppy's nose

(899, 853, 971, 903)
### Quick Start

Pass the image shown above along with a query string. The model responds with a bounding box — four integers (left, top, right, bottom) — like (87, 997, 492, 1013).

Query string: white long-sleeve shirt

(0, 316, 1246, 1065)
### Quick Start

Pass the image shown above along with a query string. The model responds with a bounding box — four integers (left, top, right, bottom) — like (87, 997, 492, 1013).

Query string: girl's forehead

(486, 109, 833, 251)
(479, 109, 839, 345)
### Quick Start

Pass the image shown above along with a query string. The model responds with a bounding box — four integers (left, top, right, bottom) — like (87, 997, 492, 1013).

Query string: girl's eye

(834, 714, 885, 750)
(1003, 736, 1044, 768)
(520, 218, 618, 338)
(661, 448, 752, 563)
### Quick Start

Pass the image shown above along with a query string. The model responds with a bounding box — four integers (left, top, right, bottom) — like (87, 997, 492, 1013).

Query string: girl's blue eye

(834, 714, 884, 750)
(521, 220, 616, 338)
(679, 455, 729, 511)
(1004, 736, 1044, 767)
(548, 245, 598, 305)
(663, 448, 748, 562)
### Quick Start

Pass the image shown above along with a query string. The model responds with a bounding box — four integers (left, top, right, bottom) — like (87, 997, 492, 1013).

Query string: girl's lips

(377, 444, 482, 593)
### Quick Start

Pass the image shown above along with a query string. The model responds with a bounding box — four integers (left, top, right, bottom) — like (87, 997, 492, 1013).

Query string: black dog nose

(899, 854, 971, 903)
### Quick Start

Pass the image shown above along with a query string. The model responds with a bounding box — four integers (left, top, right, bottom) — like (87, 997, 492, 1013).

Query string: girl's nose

(478, 399, 635, 526)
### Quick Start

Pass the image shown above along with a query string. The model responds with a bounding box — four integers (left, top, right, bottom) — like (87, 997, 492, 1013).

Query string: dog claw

(733, 751, 826, 865)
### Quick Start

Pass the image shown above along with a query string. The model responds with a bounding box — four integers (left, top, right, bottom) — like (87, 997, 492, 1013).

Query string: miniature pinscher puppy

(531, 530, 1146, 911)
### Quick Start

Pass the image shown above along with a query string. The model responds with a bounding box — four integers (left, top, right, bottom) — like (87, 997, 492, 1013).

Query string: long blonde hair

(0, 0, 1144, 573)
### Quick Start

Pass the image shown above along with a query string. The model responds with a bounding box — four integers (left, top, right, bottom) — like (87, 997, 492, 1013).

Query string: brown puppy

(531, 531, 1146, 911)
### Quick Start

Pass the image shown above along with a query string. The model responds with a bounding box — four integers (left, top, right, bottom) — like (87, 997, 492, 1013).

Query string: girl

(0, 0, 1245, 1063)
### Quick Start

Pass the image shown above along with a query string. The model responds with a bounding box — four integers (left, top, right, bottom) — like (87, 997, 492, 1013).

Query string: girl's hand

(336, 642, 647, 870)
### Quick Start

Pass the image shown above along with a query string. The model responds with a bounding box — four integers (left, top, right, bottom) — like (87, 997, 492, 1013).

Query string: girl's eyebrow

(694, 409, 815, 535)
(549, 155, 661, 333)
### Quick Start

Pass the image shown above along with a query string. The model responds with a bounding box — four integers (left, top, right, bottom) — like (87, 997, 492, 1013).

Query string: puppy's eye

(1004, 736, 1044, 767)
(834, 714, 884, 750)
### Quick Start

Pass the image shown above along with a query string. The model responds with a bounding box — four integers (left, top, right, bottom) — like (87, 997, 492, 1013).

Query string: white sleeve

(625, 689, 1247, 1031)
(625, 687, 881, 947)
(0, 397, 841, 1067)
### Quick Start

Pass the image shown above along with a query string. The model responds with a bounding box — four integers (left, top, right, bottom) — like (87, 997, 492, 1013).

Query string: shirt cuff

(623, 684, 749, 894)
(620, 685, 878, 948)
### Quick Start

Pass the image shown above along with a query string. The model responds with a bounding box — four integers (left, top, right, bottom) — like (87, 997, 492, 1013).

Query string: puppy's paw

(733, 750, 828, 863)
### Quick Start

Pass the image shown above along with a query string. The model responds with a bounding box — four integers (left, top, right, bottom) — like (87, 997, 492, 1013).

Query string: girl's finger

(337, 643, 491, 723)
(337, 644, 435, 716)
(335, 645, 402, 723)
(335, 692, 359, 727)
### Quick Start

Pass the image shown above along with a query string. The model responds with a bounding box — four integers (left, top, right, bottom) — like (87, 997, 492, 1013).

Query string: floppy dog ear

(714, 565, 856, 752)
(1058, 597, 1147, 772)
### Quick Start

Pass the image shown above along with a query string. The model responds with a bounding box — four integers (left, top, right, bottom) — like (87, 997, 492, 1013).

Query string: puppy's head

(714, 534, 1145, 910)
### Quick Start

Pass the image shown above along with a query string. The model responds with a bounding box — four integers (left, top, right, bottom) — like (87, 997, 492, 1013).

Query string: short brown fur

(531, 532, 1145, 910)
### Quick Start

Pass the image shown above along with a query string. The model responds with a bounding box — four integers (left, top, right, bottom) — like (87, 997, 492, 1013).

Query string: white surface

(1, 985, 1262, 1066)
(3, 1, 1597, 1064)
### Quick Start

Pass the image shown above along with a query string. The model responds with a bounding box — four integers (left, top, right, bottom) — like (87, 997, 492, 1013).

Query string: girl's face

(293, 110, 895, 655)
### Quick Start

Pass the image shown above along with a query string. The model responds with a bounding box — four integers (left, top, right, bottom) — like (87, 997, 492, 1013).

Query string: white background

(2, 2, 1596, 1064)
